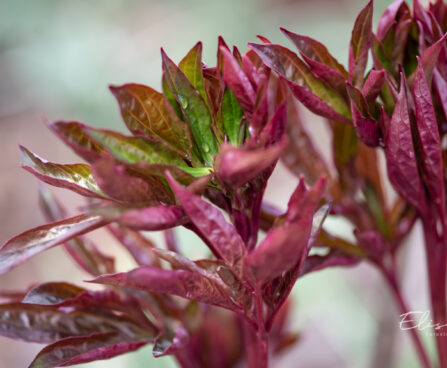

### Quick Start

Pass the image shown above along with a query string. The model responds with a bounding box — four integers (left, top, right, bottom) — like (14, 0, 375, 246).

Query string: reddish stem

(422, 216, 447, 368)
(246, 286, 269, 368)
(382, 267, 432, 368)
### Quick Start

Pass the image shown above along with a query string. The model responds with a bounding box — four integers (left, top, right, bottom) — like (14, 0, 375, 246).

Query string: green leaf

(161, 49, 218, 165)
(110, 84, 192, 157)
(333, 121, 358, 170)
(179, 42, 208, 103)
(177, 166, 213, 178)
(221, 88, 244, 145)
(84, 128, 185, 166)
(20, 146, 107, 199)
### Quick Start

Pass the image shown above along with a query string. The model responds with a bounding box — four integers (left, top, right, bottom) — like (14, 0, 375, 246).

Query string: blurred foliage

(0, 1, 418, 367)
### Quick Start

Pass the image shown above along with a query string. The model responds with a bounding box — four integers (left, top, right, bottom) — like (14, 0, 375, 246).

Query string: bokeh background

(0, 0, 435, 367)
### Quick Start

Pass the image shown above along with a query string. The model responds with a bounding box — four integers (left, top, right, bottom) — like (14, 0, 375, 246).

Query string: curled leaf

(20, 146, 107, 199)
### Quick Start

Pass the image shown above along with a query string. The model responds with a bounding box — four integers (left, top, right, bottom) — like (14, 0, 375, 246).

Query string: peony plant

(1, 0, 447, 367)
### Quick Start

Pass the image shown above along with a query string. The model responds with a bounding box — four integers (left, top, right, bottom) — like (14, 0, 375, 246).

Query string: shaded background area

(0, 0, 434, 367)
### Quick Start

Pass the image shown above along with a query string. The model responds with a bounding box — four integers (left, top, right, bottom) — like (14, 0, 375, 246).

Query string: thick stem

(255, 289, 268, 368)
(383, 267, 431, 368)
(245, 287, 268, 368)
(422, 216, 447, 368)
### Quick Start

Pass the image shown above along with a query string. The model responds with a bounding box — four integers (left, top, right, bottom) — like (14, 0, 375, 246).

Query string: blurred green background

(0, 0, 434, 367)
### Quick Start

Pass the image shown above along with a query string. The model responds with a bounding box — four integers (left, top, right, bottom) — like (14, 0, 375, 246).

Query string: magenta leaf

(214, 141, 286, 187)
(113, 205, 187, 231)
(355, 230, 386, 262)
(28, 332, 150, 368)
(248, 43, 351, 122)
(346, 83, 380, 147)
(281, 98, 330, 184)
(299, 54, 348, 98)
(245, 178, 325, 284)
(417, 33, 447, 86)
(376, 0, 405, 41)
(244, 221, 312, 284)
(38, 186, 115, 276)
(108, 224, 161, 267)
(413, 59, 445, 215)
(349, 101, 380, 147)
(23, 282, 85, 305)
(362, 69, 386, 105)
(384, 75, 424, 211)
(280, 28, 348, 76)
(91, 158, 159, 205)
(0, 303, 152, 343)
(166, 174, 247, 274)
(286, 80, 351, 123)
(90, 266, 238, 311)
(0, 214, 105, 274)
(220, 47, 256, 114)
(286, 177, 326, 224)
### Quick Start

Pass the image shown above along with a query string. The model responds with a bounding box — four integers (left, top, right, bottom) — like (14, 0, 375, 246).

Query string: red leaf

(245, 178, 325, 284)
(20, 146, 108, 200)
(355, 230, 386, 262)
(0, 214, 105, 274)
(346, 83, 380, 147)
(220, 47, 256, 114)
(349, 0, 373, 86)
(249, 43, 351, 122)
(384, 75, 424, 211)
(49, 121, 106, 162)
(28, 332, 149, 368)
(280, 28, 348, 76)
(300, 54, 348, 98)
(0, 303, 151, 343)
(23, 282, 85, 305)
(418, 34, 447, 85)
(245, 221, 312, 284)
(38, 186, 115, 276)
(286, 80, 351, 124)
(91, 157, 159, 205)
(376, 0, 405, 41)
(113, 205, 187, 231)
(214, 141, 286, 187)
(108, 224, 161, 267)
(413, 59, 445, 215)
(362, 69, 386, 105)
(166, 174, 247, 274)
(90, 267, 237, 310)
(280, 97, 330, 184)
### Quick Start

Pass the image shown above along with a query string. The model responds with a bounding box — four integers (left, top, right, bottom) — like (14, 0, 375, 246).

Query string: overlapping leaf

(0, 214, 105, 274)
(20, 146, 107, 199)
